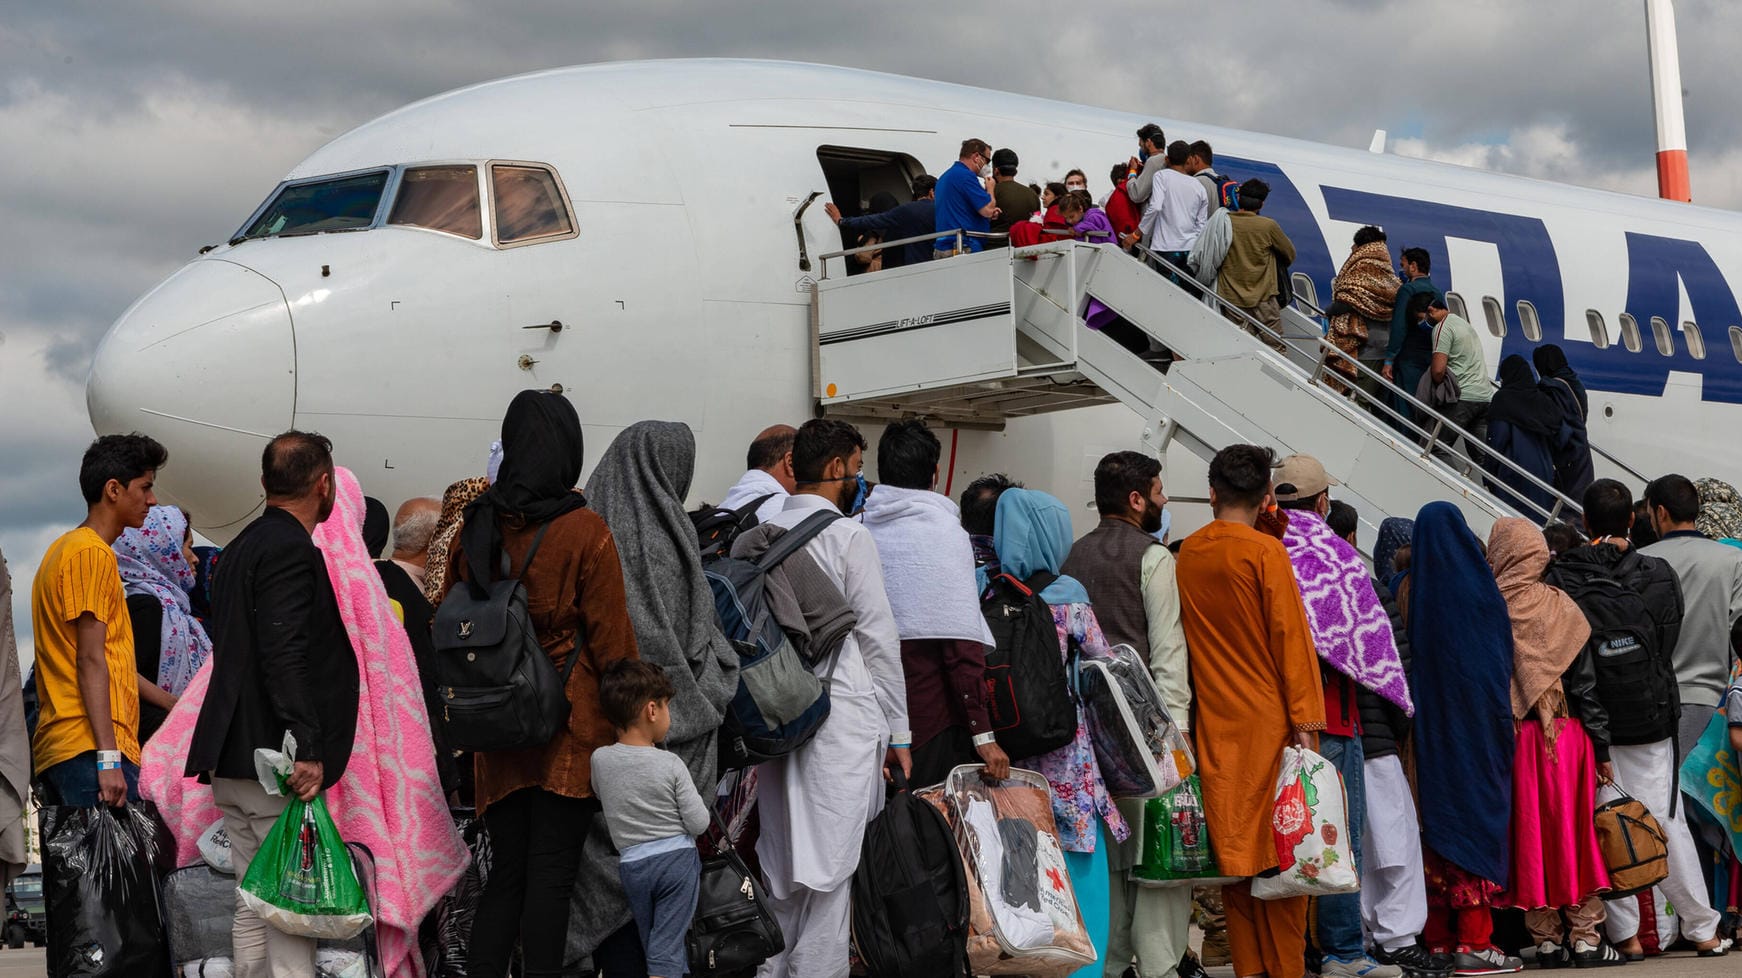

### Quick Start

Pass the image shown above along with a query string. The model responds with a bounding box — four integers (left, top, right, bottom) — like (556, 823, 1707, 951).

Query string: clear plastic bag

(918, 766, 1095, 976)
(1078, 643, 1195, 798)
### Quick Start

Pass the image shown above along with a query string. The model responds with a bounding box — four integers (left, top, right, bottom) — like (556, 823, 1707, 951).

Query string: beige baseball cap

(1272, 454, 1339, 502)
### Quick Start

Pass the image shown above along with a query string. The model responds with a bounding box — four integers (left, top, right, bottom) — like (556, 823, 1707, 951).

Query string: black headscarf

(1486, 355, 1560, 436)
(1532, 344, 1588, 420)
(362, 496, 390, 559)
(461, 390, 588, 590)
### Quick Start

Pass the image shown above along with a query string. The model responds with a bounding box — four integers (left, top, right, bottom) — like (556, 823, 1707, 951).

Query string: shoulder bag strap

(499, 520, 554, 581)
(754, 510, 840, 572)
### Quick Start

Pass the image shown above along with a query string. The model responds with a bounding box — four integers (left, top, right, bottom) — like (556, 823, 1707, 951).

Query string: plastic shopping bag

(40, 801, 176, 978)
(1132, 776, 1222, 886)
(1078, 644, 1195, 799)
(237, 784, 373, 939)
(1250, 746, 1358, 900)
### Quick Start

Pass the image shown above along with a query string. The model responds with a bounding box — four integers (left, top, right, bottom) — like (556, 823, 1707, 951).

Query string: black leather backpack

(431, 523, 581, 752)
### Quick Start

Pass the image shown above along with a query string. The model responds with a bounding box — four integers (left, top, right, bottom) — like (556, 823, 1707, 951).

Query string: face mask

(979, 164, 993, 179)
(839, 474, 867, 516)
(1066, 183, 1086, 193)
(1138, 148, 1150, 163)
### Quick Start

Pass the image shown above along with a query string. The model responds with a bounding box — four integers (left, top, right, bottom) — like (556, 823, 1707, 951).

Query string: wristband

(96, 760, 121, 772)
(889, 730, 912, 746)
(971, 732, 998, 748)
(97, 750, 124, 765)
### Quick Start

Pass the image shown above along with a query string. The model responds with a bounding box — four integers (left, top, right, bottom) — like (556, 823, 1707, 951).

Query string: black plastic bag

(41, 802, 175, 978)
(422, 808, 493, 977)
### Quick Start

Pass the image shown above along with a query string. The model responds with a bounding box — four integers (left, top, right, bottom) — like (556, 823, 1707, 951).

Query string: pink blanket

(141, 468, 466, 977)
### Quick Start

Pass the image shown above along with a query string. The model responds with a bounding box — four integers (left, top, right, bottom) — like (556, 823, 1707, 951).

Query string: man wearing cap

(1061, 451, 1196, 978)
(825, 174, 940, 269)
(1273, 456, 1428, 978)
(989, 148, 1040, 242)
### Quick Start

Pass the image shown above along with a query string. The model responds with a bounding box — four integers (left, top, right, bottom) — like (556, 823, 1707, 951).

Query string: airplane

(84, 58, 1742, 541)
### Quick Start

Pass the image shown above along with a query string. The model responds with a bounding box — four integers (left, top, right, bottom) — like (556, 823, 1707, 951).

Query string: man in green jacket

(1215, 180, 1296, 351)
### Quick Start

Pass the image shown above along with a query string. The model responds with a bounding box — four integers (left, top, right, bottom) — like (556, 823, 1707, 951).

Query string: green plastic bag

(238, 781, 373, 939)
(1131, 775, 1220, 886)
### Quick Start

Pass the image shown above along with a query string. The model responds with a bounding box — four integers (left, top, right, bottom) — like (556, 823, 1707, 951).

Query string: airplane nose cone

(87, 259, 295, 530)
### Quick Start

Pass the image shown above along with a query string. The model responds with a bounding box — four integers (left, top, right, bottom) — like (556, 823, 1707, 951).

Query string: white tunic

(755, 493, 909, 898)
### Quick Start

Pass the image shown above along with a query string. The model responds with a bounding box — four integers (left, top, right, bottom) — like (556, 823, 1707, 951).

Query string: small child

(591, 661, 711, 978)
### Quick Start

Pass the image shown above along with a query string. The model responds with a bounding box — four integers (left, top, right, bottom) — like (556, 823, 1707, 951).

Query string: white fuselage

(86, 60, 1742, 539)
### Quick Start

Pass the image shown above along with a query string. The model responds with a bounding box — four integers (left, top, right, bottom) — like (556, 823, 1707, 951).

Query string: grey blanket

(732, 522, 857, 665)
(0, 549, 29, 884)
(574, 420, 739, 962)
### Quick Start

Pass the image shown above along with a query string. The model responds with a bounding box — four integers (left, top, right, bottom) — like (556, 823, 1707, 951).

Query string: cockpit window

(240, 170, 390, 241)
(389, 165, 482, 239)
(490, 164, 574, 245)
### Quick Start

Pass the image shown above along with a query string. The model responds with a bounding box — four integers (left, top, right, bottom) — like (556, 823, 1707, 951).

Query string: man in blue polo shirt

(934, 137, 1001, 258)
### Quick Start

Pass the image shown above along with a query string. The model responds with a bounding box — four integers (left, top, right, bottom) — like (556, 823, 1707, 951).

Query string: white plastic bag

(198, 818, 234, 874)
(1250, 746, 1359, 900)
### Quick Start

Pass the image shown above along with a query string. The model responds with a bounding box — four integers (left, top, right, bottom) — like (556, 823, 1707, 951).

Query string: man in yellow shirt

(32, 433, 167, 807)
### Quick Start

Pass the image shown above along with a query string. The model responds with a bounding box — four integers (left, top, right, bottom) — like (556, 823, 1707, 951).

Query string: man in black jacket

(186, 430, 359, 977)
(824, 174, 938, 269)
(1546, 479, 1727, 957)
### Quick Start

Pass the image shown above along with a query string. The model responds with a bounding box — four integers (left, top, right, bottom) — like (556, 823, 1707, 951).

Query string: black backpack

(1558, 551, 1679, 744)
(689, 811, 784, 977)
(430, 523, 581, 752)
(850, 768, 970, 978)
(693, 494, 776, 559)
(980, 572, 1078, 759)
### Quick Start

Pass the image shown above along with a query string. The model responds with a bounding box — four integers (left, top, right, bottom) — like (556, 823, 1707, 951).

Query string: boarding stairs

(810, 235, 1618, 545)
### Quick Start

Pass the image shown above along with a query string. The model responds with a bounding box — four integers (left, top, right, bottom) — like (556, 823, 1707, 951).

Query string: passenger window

(1618, 314, 1643, 353)
(389, 165, 481, 239)
(1731, 325, 1742, 363)
(1650, 316, 1675, 356)
(1291, 272, 1319, 312)
(1516, 300, 1543, 341)
(241, 170, 390, 241)
(1585, 310, 1609, 350)
(1445, 292, 1470, 322)
(491, 164, 574, 245)
(1683, 321, 1707, 360)
(1482, 296, 1506, 337)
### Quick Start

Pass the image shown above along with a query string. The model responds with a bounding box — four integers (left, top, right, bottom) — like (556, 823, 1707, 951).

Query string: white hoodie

(859, 484, 994, 645)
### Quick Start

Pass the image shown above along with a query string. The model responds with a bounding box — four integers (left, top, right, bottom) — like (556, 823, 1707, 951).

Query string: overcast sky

(4, 0, 1742, 672)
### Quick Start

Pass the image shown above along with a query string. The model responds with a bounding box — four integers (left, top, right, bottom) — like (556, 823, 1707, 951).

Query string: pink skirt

(1503, 718, 1611, 909)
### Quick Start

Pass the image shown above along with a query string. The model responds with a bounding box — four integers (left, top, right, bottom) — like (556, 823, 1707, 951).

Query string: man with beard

(1061, 450, 1197, 978)
(752, 418, 910, 978)
(187, 431, 360, 978)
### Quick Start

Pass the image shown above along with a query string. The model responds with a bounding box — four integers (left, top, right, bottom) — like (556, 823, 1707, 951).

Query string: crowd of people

(9, 387, 1742, 978)
(827, 124, 1601, 518)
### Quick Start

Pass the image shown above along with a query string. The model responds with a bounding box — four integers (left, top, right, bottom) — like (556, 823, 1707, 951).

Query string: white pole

(1645, 0, 1691, 201)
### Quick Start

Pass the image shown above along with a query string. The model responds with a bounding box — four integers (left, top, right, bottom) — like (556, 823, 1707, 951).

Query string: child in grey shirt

(592, 661, 711, 978)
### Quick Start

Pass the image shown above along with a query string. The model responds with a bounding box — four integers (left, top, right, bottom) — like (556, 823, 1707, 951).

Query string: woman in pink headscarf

(142, 468, 466, 977)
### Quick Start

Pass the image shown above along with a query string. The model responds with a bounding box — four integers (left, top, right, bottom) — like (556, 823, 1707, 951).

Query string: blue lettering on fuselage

(1213, 156, 1742, 405)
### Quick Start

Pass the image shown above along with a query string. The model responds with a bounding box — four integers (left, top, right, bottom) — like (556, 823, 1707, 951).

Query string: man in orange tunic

(1176, 444, 1326, 978)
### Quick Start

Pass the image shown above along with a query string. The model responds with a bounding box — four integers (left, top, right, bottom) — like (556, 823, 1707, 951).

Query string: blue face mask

(1138, 148, 1150, 163)
(850, 474, 869, 514)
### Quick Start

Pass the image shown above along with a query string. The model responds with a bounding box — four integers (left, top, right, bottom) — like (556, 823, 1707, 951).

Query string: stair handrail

(1292, 283, 1648, 490)
(1124, 248, 1582, 524)
(818, 229, 1008, 279)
